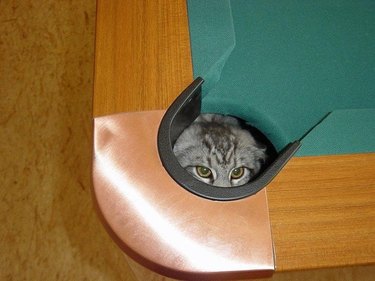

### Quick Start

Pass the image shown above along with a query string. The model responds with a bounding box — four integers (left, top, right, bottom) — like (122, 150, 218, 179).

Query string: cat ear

(256, 143, 267, 151)
(252, 144, 268, 164)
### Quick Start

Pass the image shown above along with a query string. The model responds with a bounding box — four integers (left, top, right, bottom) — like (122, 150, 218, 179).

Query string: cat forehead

(177, 126, 257, 155)
(196, 113, 240, 125)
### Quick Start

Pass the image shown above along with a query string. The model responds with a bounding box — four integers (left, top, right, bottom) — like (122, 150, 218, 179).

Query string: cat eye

(196, 166, 212, 178)
(230, 167, 245, 179)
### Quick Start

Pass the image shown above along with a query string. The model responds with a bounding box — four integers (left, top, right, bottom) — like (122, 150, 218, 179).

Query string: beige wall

(0, 1, 373, 280)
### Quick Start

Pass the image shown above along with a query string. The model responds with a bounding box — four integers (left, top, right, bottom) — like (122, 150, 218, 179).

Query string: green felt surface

(187, 0, 375, 155)
(187, 0, 235, 93)
(296, 109, 375, 156)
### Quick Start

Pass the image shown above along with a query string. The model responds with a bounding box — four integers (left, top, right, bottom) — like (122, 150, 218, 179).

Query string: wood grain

(94, 0, 193, 116)
(93, 0, 375, 276)
(1, 0, 373, 280)
(0, 1, 136, 280)
(125, 256, 375, 281)
(267, 153, 375, 271)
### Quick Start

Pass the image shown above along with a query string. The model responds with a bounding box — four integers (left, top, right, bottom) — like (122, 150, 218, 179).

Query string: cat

(173, 113, 268, 187)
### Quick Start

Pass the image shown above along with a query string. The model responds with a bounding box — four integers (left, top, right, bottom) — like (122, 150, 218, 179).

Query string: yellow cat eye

(231, 167, 244, 179)
(196, 166, 212, 178)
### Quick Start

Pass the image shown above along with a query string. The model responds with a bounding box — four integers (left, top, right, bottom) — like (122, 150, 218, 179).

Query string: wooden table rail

(94, 0, 375, 273)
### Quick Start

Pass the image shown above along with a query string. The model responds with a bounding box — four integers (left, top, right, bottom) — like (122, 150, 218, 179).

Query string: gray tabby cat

(173, 114, 267, 187)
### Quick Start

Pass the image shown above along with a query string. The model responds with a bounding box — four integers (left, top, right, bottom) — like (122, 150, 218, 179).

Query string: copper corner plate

(92, 111, 275, 280)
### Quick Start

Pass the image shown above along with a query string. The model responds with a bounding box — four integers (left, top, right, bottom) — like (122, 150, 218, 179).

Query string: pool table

(93, 0, 375, 278)
(188, 0, 375, 155)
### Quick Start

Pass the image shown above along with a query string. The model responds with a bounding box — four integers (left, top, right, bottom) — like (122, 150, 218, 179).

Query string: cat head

(173, 114, 267, 187)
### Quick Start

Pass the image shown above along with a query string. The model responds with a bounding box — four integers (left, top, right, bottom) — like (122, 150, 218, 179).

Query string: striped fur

(173, 114, 267, 187)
